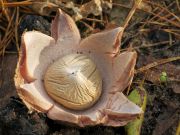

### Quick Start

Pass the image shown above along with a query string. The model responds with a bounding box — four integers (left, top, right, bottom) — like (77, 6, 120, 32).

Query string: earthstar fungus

(14, 9, 142, 127)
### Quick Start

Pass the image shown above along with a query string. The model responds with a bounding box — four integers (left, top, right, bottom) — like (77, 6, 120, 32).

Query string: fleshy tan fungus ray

(14, 8, 142, 127)
(20, 31, 55, 82)
(110, 52, 137, 93)
(79, 27, 124, 56)
(51, 9, 81, 48)
(19, 81, 54, 112)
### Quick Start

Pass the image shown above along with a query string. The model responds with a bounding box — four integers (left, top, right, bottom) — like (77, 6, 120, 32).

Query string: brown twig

(113, 1, 180, 28)
(144, 1, 175, 25)
(0, 0, 10, 21)
(120, 40, 176, 52)
(135, 56, 180, 74)
(176, 0, 180, 11)
(15, 7, 20, 52)
(145, 0, 180, 22)
(140, 21, 171, 27)
(79, 20, 94, 31)
(0, 1, 34, 7)
(83, 17, 104, 23)
(123, 0, 143, 29)
(162, 29, 180, 38)
(0, 9, 16, 55)
(148, 11, 180, 28)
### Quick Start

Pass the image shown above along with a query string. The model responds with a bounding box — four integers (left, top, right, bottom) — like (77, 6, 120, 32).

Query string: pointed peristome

(79, 27, 124, 56)
(51, 9, 81, 46)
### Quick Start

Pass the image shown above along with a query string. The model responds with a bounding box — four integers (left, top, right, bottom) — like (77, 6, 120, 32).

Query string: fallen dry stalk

(123, 0, 143, 29)
(0, 0, 179, 55)
(15, 7, 20, 51)
(142, 1, 175, 27)
(0, 0, 10, 21)
(135, 56, 180, 74)
(0, 1, 34, 7)
(145, 0, 180, 22)
(0, 9, 16, 55)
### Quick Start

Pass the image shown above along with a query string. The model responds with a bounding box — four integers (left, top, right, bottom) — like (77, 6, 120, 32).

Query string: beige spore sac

(44, 53, 102, 110)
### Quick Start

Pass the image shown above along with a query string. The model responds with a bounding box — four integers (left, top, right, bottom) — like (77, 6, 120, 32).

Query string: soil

(0, 1, 179, 135)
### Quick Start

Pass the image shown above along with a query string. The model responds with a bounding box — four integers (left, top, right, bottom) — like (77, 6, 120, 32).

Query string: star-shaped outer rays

(14, 9, 142, 127)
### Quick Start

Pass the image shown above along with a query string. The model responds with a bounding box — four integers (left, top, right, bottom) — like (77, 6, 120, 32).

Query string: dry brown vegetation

(0, 0, 179, 135)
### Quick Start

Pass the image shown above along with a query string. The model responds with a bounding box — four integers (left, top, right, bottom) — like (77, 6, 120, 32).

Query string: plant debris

(0, 0, 179, 135)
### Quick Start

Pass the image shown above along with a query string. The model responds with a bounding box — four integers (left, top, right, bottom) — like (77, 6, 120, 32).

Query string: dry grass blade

(1, 29, 14, 53)
(83, 17, 104, 23)
(20, 6, 34, 14)
(123, 0, 143, 29)
(142, 1, 180, 29)
(141, 21, 172, 27)
(148, 11, 180, 28)
(112, 0, 144, 30)
(142, 1, 175, 27)
(140, 1, 180, 38)
(0, 0, 32, 7)
(15, 7, 20, 52)
(79, 20, 94, 31)
(0, 0, 10, 21)
(120, 40, 177, 53)
(0, 9, 16, 56)
(113, 1, 180, 29)
(0, 0, 34, 56)
(176, 0, 180, 11)
(162, 29, 180, 38)
(111, 0, 143, 52)
(135, 56, 180, 74)
(145, 0, 180, 22)
(0, 25, 6, 31)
